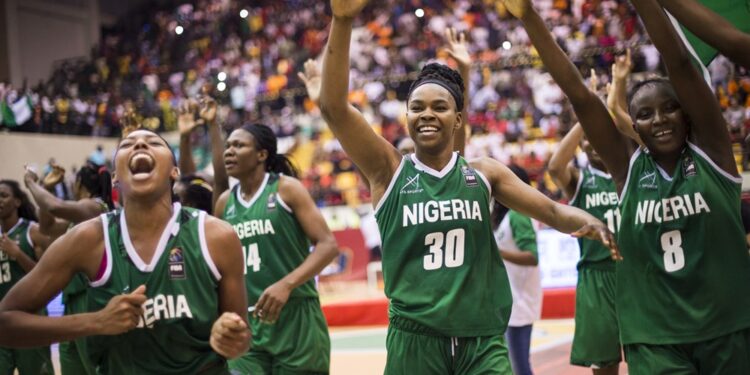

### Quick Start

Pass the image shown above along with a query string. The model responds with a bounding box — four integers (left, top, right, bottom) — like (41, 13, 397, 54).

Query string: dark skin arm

(0, 219, 147, 347)
(203, 97, 229, 205)
(0, 234, 37, 273)
(29, 223, 51, 260)
(444, 27, 471, 156)
(631, 0, 738, 177)
(503, 0, 632, 192)
(177, 99, 199, 176)
(254, 176, 339, 323)
(658, 0, 750, 69)
(547, 123, 582, 199)
(319, 0, 402, 206)
(499, 249, 538, 266)
(205, 216, 251, 359)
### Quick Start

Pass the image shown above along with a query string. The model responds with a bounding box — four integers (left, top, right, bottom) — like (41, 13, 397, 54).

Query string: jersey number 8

(423, 229, 465, 270)
(661, 230, 685, 272)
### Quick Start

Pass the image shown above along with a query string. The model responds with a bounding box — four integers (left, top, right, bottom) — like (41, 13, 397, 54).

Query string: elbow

(529, 256, 539, 266)
(546, 165, 564, 180)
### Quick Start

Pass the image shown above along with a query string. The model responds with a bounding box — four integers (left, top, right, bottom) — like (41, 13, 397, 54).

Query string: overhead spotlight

(217, 82, 227, 92)
(175, 25, 184, 35)
(240, 9, 249, 19)
(218, 72, 227, 81)
(502, 41, 512, 50)
(415, 8, 425, 18)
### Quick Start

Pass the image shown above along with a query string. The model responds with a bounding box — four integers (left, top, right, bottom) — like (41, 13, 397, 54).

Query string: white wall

(4, 0, 99, 86)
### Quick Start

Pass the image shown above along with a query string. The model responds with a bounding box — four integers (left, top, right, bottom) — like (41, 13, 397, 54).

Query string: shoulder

(67, 216, 105, 244)
(203, 215, 238, 244)
(468, 156, 508, 182)
(277, 175, 311, 205)
(213, 187, 234, 217)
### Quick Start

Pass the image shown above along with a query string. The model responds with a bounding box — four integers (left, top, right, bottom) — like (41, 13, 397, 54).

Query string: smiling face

(0, 183, 20, 220)
(406, 84, 461, 154)
(113, 130, 179, 200)
(629, 82, 688, 157)
(223, 129, 267, 178)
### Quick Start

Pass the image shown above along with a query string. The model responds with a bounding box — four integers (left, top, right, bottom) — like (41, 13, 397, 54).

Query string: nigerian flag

(1, 95, 33, 127)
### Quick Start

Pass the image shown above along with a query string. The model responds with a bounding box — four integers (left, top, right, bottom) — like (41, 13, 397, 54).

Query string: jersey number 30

(661, 230, 685, 272)
(423, 229, 465, 270)
(243, 244, 261, 274)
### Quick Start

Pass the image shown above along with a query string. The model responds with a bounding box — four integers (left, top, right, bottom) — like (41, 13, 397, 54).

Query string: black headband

(410, 79, 464, 111)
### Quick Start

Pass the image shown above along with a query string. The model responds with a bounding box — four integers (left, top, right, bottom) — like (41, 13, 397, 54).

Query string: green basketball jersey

(375, 153, 511, 337)
(64, 198, 109, 306)
(86, 203, 227, 375)
(0, 218, 37, 298)
(569, 166, 618, 269)
(222, 173, 317, 304)
(617, 143, 750, 345)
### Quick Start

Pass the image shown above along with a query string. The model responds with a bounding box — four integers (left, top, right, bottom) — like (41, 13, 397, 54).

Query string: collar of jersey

(120, 202, 182, 272)
(236, 173, 269, 208)
(409, 152, 458, 179)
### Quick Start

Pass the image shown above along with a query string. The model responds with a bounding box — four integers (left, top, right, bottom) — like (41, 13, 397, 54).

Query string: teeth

(419, 126, 438, 133)
(655, 130, 673, 137)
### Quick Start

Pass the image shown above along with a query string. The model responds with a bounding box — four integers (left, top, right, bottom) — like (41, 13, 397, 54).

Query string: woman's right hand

(331, 0, 370, 19)
(93, 285, 147, 335)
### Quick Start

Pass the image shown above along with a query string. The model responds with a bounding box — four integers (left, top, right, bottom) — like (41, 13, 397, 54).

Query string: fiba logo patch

(267, 193, 277, 211)
(168, 247, 186, 280)
(461, 166, 479, 187)
(683, 155, 697, 178)
(583, 174, 597, 189)
(400, 175, 423, 194)
(638, 171, 657, 190)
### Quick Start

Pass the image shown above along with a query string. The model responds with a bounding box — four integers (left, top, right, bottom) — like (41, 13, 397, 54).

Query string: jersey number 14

(243, 244, 261, 274)
(423, 229, 465, 270)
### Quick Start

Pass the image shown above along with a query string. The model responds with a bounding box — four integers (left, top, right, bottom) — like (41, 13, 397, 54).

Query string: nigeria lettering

(233, 219, 275, 240)
(138, 294, 193, 328)
(403, 199, 482, 227)
(585, 192, 619, 209)
(635, 192, 710, 225)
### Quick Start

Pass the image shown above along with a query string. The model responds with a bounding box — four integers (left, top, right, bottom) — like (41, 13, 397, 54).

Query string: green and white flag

(1, 95, 33, 127)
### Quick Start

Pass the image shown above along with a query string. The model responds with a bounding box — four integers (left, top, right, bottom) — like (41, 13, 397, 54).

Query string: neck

(123, 195, 174, 237)
(414, 148, 455, 172)
(239, 168, 268, 199)
(0, 213, 20, 233)
(654, 151, 682, 177)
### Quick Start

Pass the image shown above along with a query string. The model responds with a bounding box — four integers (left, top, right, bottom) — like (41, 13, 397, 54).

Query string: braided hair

(626, 77, 674, 116)
(0, 180, 38, 222)
(76, 162, 114, 210)
(407, 63, 465, 111)
(240, 124, 299, 178)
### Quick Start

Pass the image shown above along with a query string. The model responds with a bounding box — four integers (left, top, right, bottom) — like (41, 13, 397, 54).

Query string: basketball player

(0, 180, 53, 375)
(319, 1, 618, 372)
(24, 161, 114, 375)
(503, 0, 750, 371)
(548, 123, 621, 374)
(215, 124, 338, 374)
(0, 129, 250, 374)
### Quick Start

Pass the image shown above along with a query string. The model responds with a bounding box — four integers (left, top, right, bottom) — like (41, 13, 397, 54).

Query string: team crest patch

(583, 174, 597, 189)
(683, 155, 697, 177)
(638, 171, 657, 189)
(461, 166, 479, 187)
(267, 193, 277, 211)
(168, 248, 186, 280)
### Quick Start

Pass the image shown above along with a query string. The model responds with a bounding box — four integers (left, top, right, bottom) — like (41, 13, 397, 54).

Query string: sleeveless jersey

(0, 218, 37, 298)
(222, 173, 317, 303)
(569, 166, 618, 269)
(617, 143, 750, 345)
(87, 203, 227, 375)
(375, 153, 511, 337)
(64, 198, 109, 307)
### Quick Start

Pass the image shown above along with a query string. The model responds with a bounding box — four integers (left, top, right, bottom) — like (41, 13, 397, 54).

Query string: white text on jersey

(585, 192, 619, 209)
(403, 200, 482, 227)
(635, 192, 710, 225)
(138, 294, 193, 328)
(233, 219, 276, 240)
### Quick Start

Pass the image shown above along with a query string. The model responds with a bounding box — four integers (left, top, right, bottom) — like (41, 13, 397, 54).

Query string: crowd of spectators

(1, 0, 749, 207)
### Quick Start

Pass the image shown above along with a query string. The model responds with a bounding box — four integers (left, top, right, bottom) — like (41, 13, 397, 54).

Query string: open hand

(331, 0, 370, 19)
(42, 165, 66, 190)
(177, 99, 199, 135)
(298, 59, 322, 103)
(198, 88, 218, 126)
(444, 28, 471, 70)
(572, 223, 622, 261)
(253, 281, 292, 324)
(210, 312, 250, 359)
(612, 48, 632, 82)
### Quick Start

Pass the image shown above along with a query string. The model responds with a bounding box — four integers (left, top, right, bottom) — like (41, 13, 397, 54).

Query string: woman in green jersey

(319, 1, 618, 373)
(24, 160, 115, 375)
(0, 129, 250, 374)
(0, 180, 53, 375)
(503, 0, 750, 372)
(214, 123, 339, 374)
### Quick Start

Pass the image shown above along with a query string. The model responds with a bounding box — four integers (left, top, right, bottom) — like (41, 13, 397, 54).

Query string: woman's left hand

(572, 223, 622, 261)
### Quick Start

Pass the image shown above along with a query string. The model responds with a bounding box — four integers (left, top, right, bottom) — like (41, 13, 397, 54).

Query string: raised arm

(319, 0, 401, 200)
(23, 169, 102, 226)
(177, 99, 199, 176)
(200, 95, 229, 203)
(474, 157, 620, 260)
(547, 123, 582, 199)
(503, 0, 631, 190)
(444, 28, 472, 156)
(631, 0, 737, 176)
(658, 0, 750, 69)
(253, 176, 339, 324)
(607, 49, 644, 147)
(0, 220, 147, 347)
